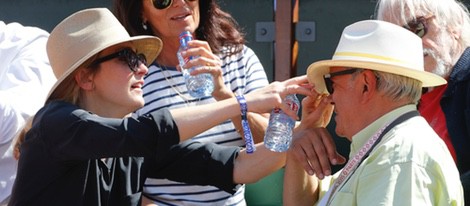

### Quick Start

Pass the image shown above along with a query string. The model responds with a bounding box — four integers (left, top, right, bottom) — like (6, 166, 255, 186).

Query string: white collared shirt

(0, 21, 56, 203)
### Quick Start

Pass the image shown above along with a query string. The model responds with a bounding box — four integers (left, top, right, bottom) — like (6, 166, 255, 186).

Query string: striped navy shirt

(137, 46, 269, 206)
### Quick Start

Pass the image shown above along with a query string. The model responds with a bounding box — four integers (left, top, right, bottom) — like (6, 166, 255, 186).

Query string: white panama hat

(307, 20, 446, 94)
(46, 8, 163, 100)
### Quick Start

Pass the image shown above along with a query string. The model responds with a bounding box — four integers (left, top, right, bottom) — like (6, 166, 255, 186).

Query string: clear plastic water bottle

(177, 31, 214, 98)
(264, 94, 300, 152)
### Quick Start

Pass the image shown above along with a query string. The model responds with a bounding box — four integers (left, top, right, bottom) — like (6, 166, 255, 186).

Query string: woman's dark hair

(113, 0, 245, 55)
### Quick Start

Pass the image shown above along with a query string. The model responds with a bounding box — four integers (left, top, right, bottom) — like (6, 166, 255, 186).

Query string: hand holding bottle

(176, 32, 233, 100)
(177, 31, 214, 98)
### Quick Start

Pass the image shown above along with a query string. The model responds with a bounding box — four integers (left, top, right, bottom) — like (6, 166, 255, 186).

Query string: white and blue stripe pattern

(138, 46, 269, 206)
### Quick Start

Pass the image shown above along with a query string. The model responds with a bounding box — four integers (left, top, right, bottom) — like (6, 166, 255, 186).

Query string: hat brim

(307, 59, 447, 94)
(46, 35, 162, 101)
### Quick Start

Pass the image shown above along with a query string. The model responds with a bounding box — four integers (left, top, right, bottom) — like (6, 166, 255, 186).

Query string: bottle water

(264, 94, 300, 152)
(177, 31, 214, 98)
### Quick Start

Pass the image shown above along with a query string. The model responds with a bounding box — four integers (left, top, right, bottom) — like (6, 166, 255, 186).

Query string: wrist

(235, 95, 256, 154)
(212, 89, 234, 101)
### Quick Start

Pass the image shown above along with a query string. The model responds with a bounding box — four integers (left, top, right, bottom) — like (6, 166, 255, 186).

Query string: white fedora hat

(307, 20, 446, 94)
(46, 8, 162, 100)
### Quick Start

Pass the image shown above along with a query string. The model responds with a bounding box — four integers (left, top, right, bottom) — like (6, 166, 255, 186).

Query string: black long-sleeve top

(9, 101, 240, 206)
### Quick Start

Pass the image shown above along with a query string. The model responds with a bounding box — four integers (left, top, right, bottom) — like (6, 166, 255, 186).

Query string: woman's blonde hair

(13, 56, 100, 160)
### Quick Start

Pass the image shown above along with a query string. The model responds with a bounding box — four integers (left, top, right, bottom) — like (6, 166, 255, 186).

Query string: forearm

(246, 113, 269, 143)
(212, 90, 269, 143)
(231, 112, 269, 143)
(170, 94, 272, 143)
(170, 98, 239, 142)
(283, 150, 319, 206)
(171, 75, 313, 143)
(233, 144, 286, 183)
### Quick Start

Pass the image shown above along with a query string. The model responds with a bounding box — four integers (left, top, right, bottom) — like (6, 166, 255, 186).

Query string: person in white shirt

(0, 21, 56, 205)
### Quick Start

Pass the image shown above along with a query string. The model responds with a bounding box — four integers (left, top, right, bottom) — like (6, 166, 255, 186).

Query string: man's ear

(360, 70, 378, 101)
(75, 69, 94, 90)
(448, 25, 461, 40)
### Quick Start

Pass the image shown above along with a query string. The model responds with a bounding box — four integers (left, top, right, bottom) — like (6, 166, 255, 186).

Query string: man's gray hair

(373, 70, 423, 104)
(374, 0, 470, 49)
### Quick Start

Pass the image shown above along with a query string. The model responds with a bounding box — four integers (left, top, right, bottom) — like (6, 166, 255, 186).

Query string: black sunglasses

(152, 0, 197, 10)
(323, 68, 360, 94)
(403, 15, 433, 38)
(91, 48, 147, 72)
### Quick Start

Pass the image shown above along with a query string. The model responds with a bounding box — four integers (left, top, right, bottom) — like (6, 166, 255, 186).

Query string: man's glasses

(91, 48, 147, 72)
(403, 15, 434, 38)
(323, 68, 360, 94)
(152, 0, 197, 10)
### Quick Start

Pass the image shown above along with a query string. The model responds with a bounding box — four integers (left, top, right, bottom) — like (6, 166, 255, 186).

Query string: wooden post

(274, 0, 299, 81)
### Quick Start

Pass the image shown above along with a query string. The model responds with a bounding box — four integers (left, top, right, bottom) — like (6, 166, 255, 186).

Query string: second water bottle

(264, 94, 300, 152)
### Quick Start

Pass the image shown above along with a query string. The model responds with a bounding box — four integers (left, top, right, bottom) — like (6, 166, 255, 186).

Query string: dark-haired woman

(114, 0, 272, 205)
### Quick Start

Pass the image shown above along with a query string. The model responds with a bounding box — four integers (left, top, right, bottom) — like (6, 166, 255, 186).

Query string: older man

(284, 20, 463, 205)
(375, 0, 470, 201)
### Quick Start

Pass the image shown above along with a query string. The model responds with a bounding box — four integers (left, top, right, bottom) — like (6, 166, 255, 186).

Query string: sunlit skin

(328, 67, 367, 140)
(141, 0, 228, 96)
(77, 43, 148, 118)
(287, 66, 377, 181)
(141, 0, 200, 67)
(287, 66, 370, 180)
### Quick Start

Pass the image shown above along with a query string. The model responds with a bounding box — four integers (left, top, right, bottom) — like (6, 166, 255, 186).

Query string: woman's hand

(244, 75, 314, 120)
(178, 40, 232, 100)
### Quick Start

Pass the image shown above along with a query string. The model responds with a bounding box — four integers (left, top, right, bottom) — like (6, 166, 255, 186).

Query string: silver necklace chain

(158, 64, 192, 105)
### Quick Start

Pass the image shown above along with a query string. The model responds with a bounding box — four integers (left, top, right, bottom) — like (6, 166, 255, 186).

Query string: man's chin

(433, 61, 451, 78)
(424, 59, 450, 77)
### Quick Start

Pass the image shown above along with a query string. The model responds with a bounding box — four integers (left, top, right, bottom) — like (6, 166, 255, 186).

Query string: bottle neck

(179, 36, 192, 48)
